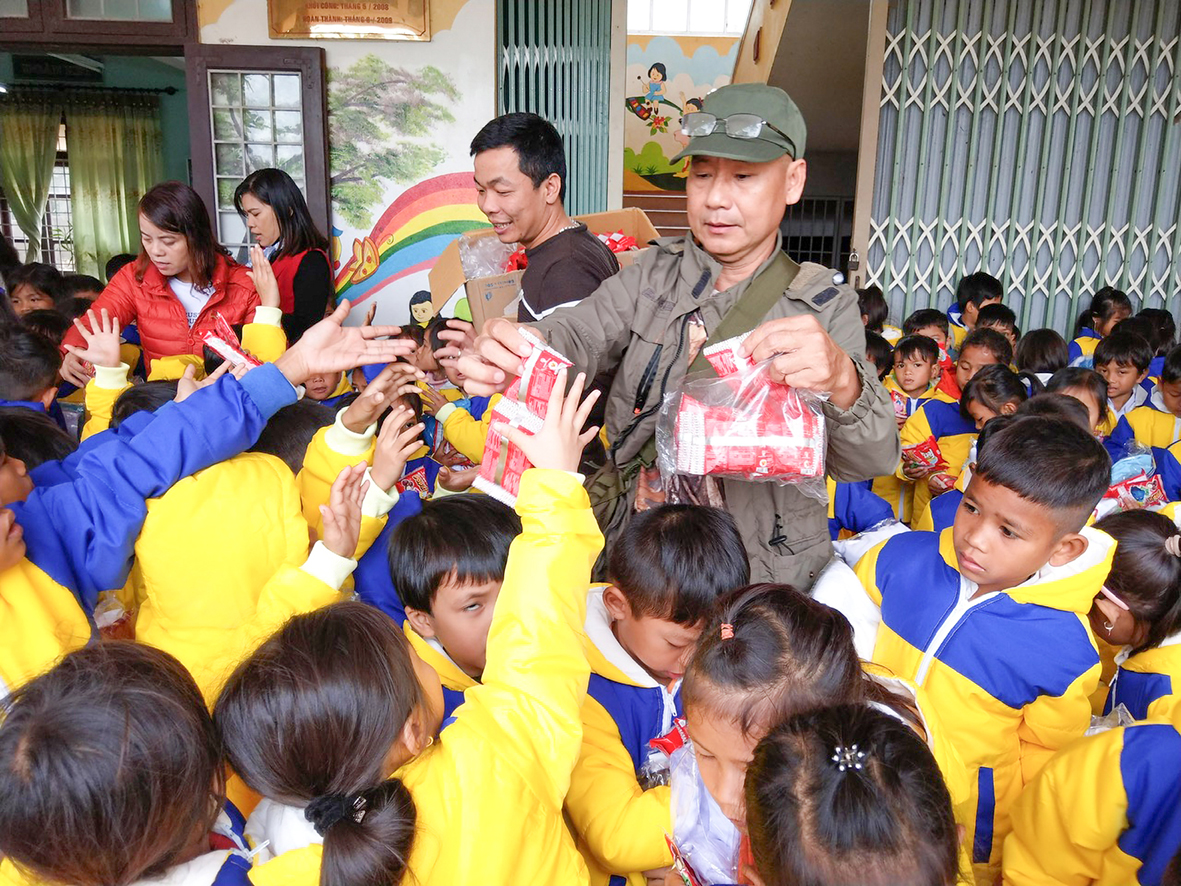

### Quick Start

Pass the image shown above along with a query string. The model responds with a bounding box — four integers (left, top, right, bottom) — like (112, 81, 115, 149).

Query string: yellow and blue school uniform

(433, 393, 500, 465)
(827, 476, 895, 539)
(946, 304, 969, 354)
(247, 470, 604, 886)
(1106, 391, 1181, 459)
(1104, 634, 1181, 723)
(896, 390, 976, 523)
(855, 525, 1115, 883)
(1003, 716, 1181, 886)
(872, 377, 935, 522)
(0, 397, 67, 431)
(566, 585, 677, 886)
(1070, 327, 1103, 368)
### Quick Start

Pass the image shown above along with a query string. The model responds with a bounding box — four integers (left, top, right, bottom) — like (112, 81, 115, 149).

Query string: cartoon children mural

(409, 290, 436, 327)
(642, 62, 668, 109)
(674, 96, 704, 176)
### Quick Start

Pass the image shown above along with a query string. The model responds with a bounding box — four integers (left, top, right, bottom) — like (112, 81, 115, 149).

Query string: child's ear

(1093, 595, 1125, 629)
(37, 387, 55, 409)
(999, 401, 1018, 416)
(405, 608, 437, 640)
(601, 585, 633, 623)
(1048, 531, 1089, 568)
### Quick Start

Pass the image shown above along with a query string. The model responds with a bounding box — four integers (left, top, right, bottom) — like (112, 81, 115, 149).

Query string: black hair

(388, 495, 521, 613)
(0, 642, 224, 886)
(0, 325, 62, 401)
(426, 316, 451, 354)
(1014, 393, 1091, 432)
(409, 290, 432, 308)
(62, 297, 96, 321)
(250, 400, 335, 473)
(1112, 316, 1157, 349)
(1163, 344, 1181, 385)
(648, 62, 668, 79)
(470, 112, 568, 203)
(976, 302, 1019, 339)
(137, 182, 229, 290)
(856, 286, 888, 333)
(960, 364, 1030, 421)
(1075, 286, 1133, 337)
(19, 308, 71, 346)
(609, 505, 749, 626)
(396, 324, 426, 348)
(1015, 328, 1069, 375)
(973, 416, 1111, 531)
(214, 603, 422, 886)
(894, 334, 939, 365)
(0, 407, 76, 469)
(1136, 308, 1176, 356)
(1092, 510, 1181, 655)
(959, 327, 1013, 367)
(954, 271, 1003, 312)
(105, 253, 136, 282)
(902, 308, 949, 337)
(110, 381, 179, 430)
(233, 168, 329, 261)
(5, 262, 67, 311)
(1094, 330, 1153, 374)
(60, 273, 105, 299)
(1045, 366, 1109, 413)
(745, 704, 960, 886)
(864, 331, 893, 380)
(682, 584, 865, 736)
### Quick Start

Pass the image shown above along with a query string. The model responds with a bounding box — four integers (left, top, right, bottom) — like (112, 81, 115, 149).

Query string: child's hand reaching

(498, 368, 600, 473)
(64, 308, 121, 370)
(371, 406, 425, 491)
(419, 385, 448, 416)
(342, 363, 424, 433)
(246, 245, 280, 309)
(320, 463, 368, 558)
(174, 361, 248, 402)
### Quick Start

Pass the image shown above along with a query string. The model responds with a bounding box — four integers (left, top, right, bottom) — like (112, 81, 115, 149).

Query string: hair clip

(1100, 585, 1130, 611)
(1166, 535, 1181, 558)
(720, 623, 735, 640)
(830, 743, 867, 773)
(351, 794, 368, 824)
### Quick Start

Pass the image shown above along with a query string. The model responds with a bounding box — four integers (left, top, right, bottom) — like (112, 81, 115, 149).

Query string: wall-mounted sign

(12, 55, 103, 83)
(268, 0, 430, 41)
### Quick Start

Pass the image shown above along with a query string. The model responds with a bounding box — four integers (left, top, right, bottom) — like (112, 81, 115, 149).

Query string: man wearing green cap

(460, 84, 899, 589)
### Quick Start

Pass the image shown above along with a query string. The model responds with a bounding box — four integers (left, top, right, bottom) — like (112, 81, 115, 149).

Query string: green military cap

(670, 83, 806, 164)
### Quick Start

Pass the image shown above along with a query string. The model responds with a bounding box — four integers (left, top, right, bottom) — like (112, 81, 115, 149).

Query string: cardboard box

(428, 207, 661, 330)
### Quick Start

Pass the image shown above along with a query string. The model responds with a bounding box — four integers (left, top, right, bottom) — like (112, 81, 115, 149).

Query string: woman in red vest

(60, 181, 259, 384)
(234, 168, 332, 343)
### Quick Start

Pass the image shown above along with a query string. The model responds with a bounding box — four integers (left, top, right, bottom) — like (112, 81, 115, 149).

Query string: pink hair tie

(720, 623, 735, 640)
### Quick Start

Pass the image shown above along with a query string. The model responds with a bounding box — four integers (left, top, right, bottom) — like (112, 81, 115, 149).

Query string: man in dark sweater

(470, 113, 619, 322)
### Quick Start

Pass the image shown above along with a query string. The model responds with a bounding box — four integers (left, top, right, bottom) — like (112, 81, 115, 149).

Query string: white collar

(126, 851, 235, 886)
(244, 798, 322, 863)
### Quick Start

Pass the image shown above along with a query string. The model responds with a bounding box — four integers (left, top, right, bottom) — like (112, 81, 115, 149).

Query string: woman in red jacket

(234, 168, 332, 343)
(61, 181, 259, 384)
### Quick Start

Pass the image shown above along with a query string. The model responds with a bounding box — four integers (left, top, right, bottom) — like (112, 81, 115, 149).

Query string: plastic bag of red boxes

(472, 330, 572, 506)
(656, 332, 828, 501)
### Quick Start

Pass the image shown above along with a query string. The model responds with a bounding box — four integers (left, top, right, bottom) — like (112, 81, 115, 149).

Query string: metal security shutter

(867, 0, 1181, 333)
(497, 0, 612, 215)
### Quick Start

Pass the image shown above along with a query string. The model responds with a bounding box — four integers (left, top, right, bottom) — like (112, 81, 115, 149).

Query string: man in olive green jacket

(459, 84, 900, 588)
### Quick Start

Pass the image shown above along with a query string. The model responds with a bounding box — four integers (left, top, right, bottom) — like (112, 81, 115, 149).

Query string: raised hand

(63, 308, 122, 377)
(370, 406, 426, 491)
(498, 368, 600, 473)
(342, 362, 423, 433)
(433, 317, 477, 362)
(274, 300, 417, 387)
(456, 317, 543, 396)
(174, 360, 247, 403)
(320, 463, 369, 558)
(246, 245, 280, 309)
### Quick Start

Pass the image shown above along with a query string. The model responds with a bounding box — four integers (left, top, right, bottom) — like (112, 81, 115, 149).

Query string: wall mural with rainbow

(332, 171, 489, 314)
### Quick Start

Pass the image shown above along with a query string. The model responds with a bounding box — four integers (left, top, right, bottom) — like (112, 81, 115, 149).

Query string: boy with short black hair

(888, 334, 940, 417)
(1094, 330, 1154, 423)
(948, 271, 1004, 352)
(1106, 343, 1181, 455)
(864, 330, 893, 381)
(0, 326, 65, 429)
(976, 302, 1020, 351)
(857, 416, 1114, 883)
(566, 504, 749, 886)
(903, 307, 952, 347)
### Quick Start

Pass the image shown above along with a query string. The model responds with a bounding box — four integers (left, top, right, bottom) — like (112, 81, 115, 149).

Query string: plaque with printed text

(268, 0, 430, 41)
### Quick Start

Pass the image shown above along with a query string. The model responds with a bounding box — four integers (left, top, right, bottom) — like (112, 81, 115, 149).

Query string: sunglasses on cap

(680, 112, 797, 157)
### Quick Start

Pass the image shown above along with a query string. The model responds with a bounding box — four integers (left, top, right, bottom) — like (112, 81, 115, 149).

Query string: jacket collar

(140, 255, 232, 299)
(245, 797, 321, 860)
(584, 585, 665, 690)
(656, 231, 788, 302)
(126, 851, 236, 886)
(937, 525, 1116, 614)
(945, 304, 965, 328)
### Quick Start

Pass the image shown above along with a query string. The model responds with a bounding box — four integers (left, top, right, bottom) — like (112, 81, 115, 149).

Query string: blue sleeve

(833, 481, 895, 535)
(12, 364, 297, 611)
(1155, 447, 1181, 502)
(30, 411, 158, 488)
(1067, 339, 1083, 364)
(1106, 417, 1135, 462)
(354, 491, 423, 625)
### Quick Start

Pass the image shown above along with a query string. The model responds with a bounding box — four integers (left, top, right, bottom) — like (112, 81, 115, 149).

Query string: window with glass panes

(627, 0, 753, 35)
(208, 70, 306, 256)
(65, 0, 171, 20)
(0, 123, 75, 270)
(0, 0, 30, 16)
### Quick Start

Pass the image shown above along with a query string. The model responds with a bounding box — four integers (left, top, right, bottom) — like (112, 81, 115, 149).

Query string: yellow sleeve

(565, 697, 673, 874)
(456, 469, 604, 810)
(251, 548, 348, 637)
(439, 393, 502, 464)
(1017, 661, 1101, 785)
(80, 363, 132, 441)
(1003, 729, 1131, 886)
(147, 354, 203, 381)
(852, 539, 889, 607)
(897, 406, 936, 480)
(296, 418, 376, 535)
(242, 306, 288, 364)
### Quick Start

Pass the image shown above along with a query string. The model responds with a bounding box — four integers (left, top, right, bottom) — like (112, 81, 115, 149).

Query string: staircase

(622, 190, 690, 239)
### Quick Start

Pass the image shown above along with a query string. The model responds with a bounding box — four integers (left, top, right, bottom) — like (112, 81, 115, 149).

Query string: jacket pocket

(972, 767, 995, 864)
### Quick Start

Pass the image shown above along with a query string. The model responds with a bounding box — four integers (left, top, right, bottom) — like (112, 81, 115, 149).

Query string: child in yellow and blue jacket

(565, 505, 749, 886)
(945, 272, 1003, 356)
(1003, 712, 1181, 886)
(1095, 331, 1154, 425)
(1088, 509, 1181, 723)
(0, 326, 68, 431)
(1106, 344, 1181, 458)
(874, 333, 939, 521)
(1070, 287, 1133, 368)
(855, 415, 1116, 884)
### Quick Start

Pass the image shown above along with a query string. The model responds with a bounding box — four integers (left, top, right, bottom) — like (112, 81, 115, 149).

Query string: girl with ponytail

(1070, 287, 1133, 368)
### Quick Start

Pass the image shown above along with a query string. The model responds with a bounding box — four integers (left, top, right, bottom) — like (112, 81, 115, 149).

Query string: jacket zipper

(612, 316, 689, 458)
(913, 582, 1000, 686)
